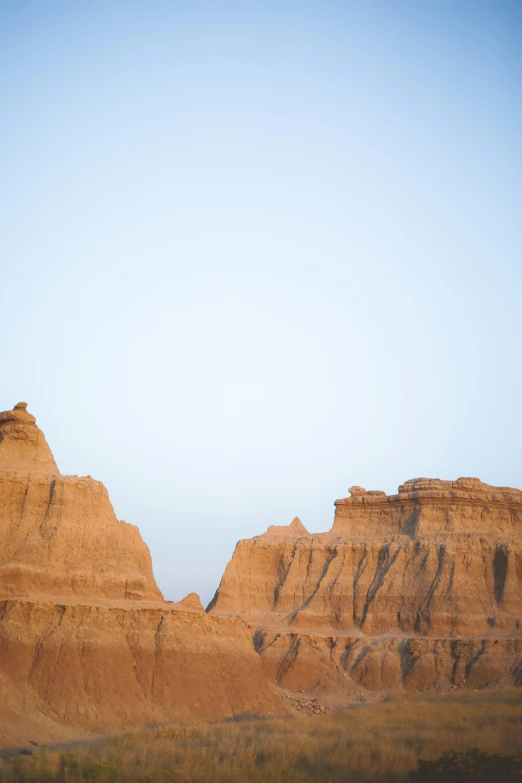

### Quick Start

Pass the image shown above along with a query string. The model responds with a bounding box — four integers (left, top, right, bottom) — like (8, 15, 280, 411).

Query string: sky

(1, 0, 521, 604)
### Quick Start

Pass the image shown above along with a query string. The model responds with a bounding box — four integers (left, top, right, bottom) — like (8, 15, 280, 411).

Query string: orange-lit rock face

(209, 479, 522, 695)
(0, 402, 58, 475)
(254, 630, 522, 693)
(1, 399, 521, 747)
(0, 402, 285, 747)
(209, 480, 522, 637)
(0, 598, 285, 743)
(177, 592, 205, 611)
(333, 477, 522, 538)
(0, 402, 161, 602)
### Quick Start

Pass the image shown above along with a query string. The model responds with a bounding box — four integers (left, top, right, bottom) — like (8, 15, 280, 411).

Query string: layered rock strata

(0, 598, 283, 743)
(255, 631, 522, 694)
(2, 400, 521, 747)
(0, 403, 284, 747)
(0, 402, 161, 601)
(209, 480, 522, 691)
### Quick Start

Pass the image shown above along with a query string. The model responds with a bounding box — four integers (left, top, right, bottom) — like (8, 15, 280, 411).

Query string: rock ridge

(0, 401, 286, 747)
(333, 477, 522, 538)
(0, 402, 58, 476)
(210, 477, 522, 633)
(1, 400, 521, 747)
(0, 402, 161, 602)
(266, 516, 310, 538)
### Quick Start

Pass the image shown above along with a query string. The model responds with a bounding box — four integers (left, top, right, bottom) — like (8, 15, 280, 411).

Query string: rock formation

(0, 403, 284, 748)
(0, 402, 58, 476)
(209, 480, 522, 694)
(266, 516, 310, 538)
(0, 402, 161, 602)
(176, 592, 205, 611)
(2, 400, 521, 748)
(0, 598, 284, 747)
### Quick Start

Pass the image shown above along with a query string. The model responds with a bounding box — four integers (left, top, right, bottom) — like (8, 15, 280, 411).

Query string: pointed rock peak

(265, 516, 310, 538)
(177, 592, 204, 611)
(289, 516, 308, 534)
(0, 401, 59, 476)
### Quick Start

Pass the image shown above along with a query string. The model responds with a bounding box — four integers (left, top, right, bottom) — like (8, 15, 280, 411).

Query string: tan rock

(0, 401, 162, 602)
(254, 630, 522, 693)
(0, 402, 58, 476)
(0, 401, 287, 747)
(177, 592, 205, 611)
(210, 478, 522, 635)
(0, 597, 286, 746)
(2, 399, 521, 747)
(209, 477, 522, 693)
(266, 516, 310, 538)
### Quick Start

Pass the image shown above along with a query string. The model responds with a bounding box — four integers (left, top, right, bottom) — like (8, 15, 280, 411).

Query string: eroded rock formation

(0, 402, 161, 601)
(0, 598, 283, 742)
(2, 400, 520, 747)
(176, 592, 205, 611)
(209, 480, 522, 693)
(0, 403, 284, 748)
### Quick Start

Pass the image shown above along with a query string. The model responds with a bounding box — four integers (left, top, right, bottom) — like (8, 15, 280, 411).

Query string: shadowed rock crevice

(289, 548, 338, 623)
(273, 544, 298, 608)
(415, 545, 446, 633)
(276, 636, 301, 683)
(493, 546, 508, 604)
(205, 589, 219, 613)
(359, 544, 401, 628)
(253, 629, 280, 654)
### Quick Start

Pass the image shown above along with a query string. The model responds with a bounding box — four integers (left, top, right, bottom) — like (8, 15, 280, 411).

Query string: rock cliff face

(0, 598, 283, 743)
(2, 400, 521, 747)
(0, 402, 161, 602)
(0, 402, 58, 476)
(209, 480, 522, 692)
(0, 403, 284, 748)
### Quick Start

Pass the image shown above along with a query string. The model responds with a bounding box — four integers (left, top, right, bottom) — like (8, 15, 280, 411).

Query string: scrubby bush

(408, 750, 522, 782)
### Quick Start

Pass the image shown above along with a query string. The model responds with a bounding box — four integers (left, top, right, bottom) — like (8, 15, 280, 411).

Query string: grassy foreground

(2, 690, 522, 782)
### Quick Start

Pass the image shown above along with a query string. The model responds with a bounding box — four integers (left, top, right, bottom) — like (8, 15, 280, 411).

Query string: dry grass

(3, 689, 522, 782)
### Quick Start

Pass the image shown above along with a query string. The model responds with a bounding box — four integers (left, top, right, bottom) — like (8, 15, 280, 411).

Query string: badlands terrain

(0, 401, 521, 748)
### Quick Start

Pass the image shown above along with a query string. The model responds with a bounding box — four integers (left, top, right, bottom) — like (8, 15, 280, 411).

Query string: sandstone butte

(209, 481, 522, 697)
(1, 402, 521, 749)
(0, 403, 284, 749)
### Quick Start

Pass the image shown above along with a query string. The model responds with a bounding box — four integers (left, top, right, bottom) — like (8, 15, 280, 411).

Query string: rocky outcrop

(0, 402, 58, 476)
(266, 516, 310, 538)
(0, 402, 285, 748)
(176, 592, 204, 611)
(209, 479, 522, 692)
(210, 480, 522, 634)
(0, 597, 284, 747)
(255, 630, 522, 693)
(333, 478, 522, 538)
(0, 402, 161, 602)
(2, 399, 521, 747)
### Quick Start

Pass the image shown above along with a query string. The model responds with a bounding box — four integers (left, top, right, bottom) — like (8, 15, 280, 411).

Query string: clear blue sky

(1, 1, 521, 604)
